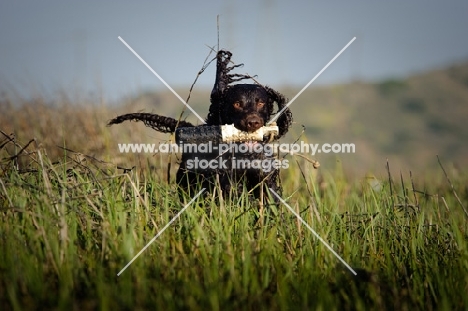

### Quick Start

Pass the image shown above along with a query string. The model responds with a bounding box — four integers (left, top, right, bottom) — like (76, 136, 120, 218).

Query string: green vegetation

(400, 97, 426, 114)
(1, 128, 467, 310)
(377, 79, 408, 97)
(1, 60, 467, 310)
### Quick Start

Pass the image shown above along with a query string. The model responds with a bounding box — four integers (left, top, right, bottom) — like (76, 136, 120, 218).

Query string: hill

(122, 60, 468, 175)
(1, 61, 467, 178)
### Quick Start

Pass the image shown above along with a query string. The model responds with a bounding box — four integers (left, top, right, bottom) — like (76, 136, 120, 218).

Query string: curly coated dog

(108, 50, 293, 202)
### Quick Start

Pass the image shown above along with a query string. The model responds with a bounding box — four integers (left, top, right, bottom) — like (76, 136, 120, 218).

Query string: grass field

(1, 100, 467, 310)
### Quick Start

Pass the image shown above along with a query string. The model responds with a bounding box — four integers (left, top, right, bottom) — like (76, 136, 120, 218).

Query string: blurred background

(1, 0, 467, 177)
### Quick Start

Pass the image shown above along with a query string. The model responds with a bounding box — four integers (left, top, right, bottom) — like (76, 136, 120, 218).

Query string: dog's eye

(257, 101, 265, 108)
(233, 102, 241, 109)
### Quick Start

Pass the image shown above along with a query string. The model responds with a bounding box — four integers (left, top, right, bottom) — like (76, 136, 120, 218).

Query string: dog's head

(206, 50, 292, 138)
(222, 84, 273, 132)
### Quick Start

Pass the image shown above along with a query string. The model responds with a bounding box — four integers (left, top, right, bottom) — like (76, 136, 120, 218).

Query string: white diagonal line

(118, 36, 206, 124)
(117, 188, 206, 276)
(268, 37, 356, 124)
(269, 188, 357, 276)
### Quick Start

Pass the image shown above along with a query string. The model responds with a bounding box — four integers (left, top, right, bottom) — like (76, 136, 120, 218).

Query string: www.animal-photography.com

(1, 1, 468, 310)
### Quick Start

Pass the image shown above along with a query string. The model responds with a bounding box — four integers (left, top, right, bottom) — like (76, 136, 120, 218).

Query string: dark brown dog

(108, 50, 293, 202)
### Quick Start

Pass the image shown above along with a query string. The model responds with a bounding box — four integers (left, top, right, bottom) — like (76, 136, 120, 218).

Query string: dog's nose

(246, 116, 263, 131)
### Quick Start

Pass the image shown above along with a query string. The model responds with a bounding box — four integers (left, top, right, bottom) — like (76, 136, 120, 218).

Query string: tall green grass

(0, 136, 467, 310)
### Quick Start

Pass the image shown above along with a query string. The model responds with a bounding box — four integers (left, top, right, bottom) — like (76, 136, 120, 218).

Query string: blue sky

(1, 1, 468, 101)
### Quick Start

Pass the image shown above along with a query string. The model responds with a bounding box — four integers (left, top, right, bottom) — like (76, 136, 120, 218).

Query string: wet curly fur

(108, 50, 293, 202)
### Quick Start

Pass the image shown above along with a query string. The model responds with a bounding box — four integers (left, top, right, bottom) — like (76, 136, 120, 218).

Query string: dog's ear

(265, 87, 293, 138)
(210, 51, 231, 103)
(210, 51, 247, 100)
(207, 50, 250, 125)
(206, 51, 229, 125)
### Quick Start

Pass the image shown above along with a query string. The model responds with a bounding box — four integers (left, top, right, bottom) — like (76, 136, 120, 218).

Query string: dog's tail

(107, 113, 194, 133)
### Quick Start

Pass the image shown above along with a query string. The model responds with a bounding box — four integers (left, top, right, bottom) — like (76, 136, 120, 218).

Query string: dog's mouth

(221, 124, 278, 145)
(235, 123, 264, 133)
